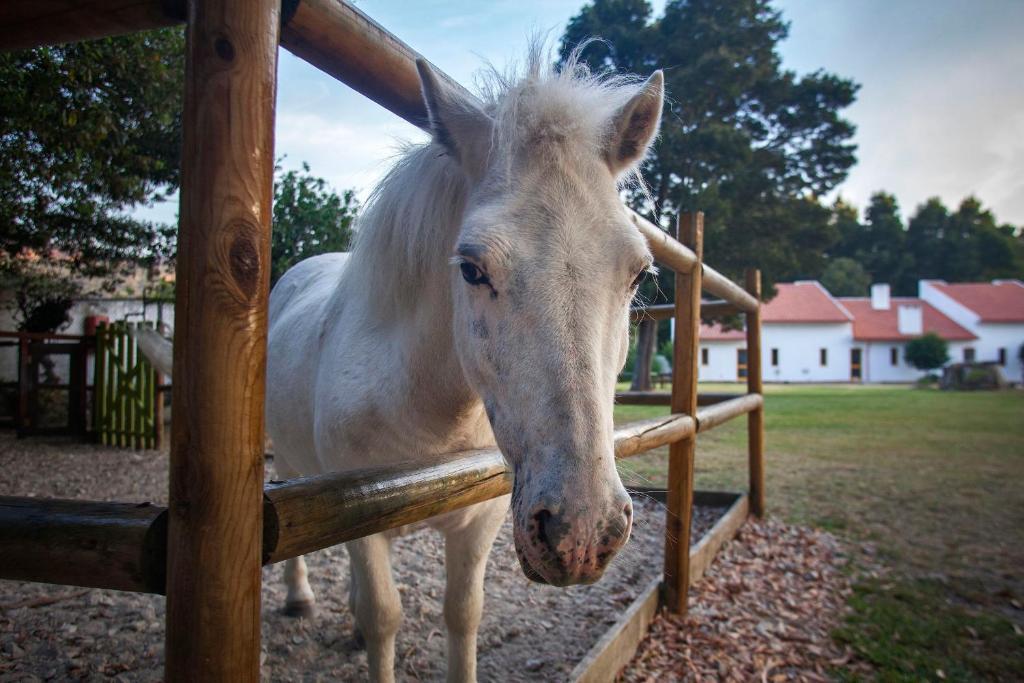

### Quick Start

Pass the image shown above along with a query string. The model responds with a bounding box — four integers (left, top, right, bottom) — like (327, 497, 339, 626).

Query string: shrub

(904, 333, 949, 372)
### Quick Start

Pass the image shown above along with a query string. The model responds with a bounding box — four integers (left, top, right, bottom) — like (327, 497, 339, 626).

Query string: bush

(904, 333, 949, 372)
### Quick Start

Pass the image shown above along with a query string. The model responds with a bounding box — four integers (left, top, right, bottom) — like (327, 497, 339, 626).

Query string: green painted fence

(94, 323, 163, 449)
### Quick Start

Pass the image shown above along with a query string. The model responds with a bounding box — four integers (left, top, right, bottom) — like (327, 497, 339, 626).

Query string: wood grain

(662, 212, 703, 614)
(0, 497, 166, 593)
(165, 0, 280, 679)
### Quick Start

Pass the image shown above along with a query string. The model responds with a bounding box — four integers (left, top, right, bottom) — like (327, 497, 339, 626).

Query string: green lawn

(614, 383, 1024, 680)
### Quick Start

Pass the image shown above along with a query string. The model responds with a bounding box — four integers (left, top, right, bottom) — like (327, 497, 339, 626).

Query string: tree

(0, 257, 78, 333)
(560, 0, 858, 288)
(820, 257, 870, 297)
(561, 0, 858, 378)
(271, 163, 359, 286)
(830, 192, 914, 293)
(904, 333, 950, 374)
(0, 29, 184, 284)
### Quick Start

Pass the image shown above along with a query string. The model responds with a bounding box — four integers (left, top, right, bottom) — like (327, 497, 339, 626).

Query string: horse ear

(416, 59, 492, 173)
(606, 70, 664, 176)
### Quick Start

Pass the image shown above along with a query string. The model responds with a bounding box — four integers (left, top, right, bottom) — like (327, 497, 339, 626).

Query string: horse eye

(631, 270, 649, 289)
(460, 262, 489, 286)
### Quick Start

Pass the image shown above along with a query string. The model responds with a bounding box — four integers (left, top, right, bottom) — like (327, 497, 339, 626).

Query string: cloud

(274, 110, 428, 200)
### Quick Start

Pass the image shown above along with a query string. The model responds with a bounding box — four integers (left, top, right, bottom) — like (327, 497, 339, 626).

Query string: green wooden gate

(94, 322, 163, 449)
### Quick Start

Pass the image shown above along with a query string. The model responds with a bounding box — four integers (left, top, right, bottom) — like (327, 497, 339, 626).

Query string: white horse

(265, 48, 664, 682)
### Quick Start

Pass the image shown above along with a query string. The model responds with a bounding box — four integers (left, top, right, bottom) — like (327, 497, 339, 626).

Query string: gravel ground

(0, 434, 723, 681)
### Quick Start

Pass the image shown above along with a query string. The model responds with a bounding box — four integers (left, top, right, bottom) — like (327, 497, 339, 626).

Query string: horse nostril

(533, 508, 554, 552)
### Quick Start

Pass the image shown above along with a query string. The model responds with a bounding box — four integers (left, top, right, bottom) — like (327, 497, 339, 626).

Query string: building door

(736, 348, 748, 381)
(850, 348, 862, 381)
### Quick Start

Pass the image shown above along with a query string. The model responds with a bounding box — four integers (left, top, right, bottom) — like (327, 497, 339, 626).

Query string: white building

(920, 279, 1024, 383)
(698, 280, 998, 384)
(838, 284, 976, 383)
(701, 281, 855, 382)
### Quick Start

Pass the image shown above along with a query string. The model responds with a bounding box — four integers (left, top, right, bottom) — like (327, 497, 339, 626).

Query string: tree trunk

(631, 318, 657, 391)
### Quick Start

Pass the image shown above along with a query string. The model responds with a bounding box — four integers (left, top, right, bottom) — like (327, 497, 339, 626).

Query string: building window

(964, 347, 976, 362)
(998, 348, 1007, 366)
(771, 348, 779, 366)
(891, 347, 899, 366)
(820, 348, 827, 366)
(701, 347, 708, 366)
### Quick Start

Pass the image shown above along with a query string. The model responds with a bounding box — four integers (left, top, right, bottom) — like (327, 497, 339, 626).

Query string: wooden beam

(745, 269, 766, 517)
(0, 1, 185, 52)
(686, 493, 748, 586)
(615, 391, 746, 407)
(663, 212, 702, 614)
(703, 266, 759, 313)
(165, 0, 280, 679)
(263, 450, 510, 564)
(629, 300, 736, 324)
(696, 393, 763, 433)
(569, 576, 661, 683)
(0, 497, 166, 593)
(0, 411, 701, 594)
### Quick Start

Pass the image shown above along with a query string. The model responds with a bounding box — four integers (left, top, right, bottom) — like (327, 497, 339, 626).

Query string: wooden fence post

(663, 212, 703, 614)
(745, 269, 765, 517)
(165, 0, 280, 679)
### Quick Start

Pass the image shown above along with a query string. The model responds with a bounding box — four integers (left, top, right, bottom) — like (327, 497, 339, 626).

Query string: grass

(613, 382, 1024, 680)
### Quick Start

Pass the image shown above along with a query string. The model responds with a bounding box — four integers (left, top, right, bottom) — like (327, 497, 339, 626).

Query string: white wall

(974, 323, 1024, 383)
(861, 340, 973, 383)
(697, 340, 745, 382)
(761, 322, 854, 382)
(920, 282, 1023, 383)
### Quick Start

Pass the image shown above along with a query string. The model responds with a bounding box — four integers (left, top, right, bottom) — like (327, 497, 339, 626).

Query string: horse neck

(338, 144, 485, 437)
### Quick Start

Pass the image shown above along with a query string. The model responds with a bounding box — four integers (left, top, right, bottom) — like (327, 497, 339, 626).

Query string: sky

(141, 0, 1024, 227)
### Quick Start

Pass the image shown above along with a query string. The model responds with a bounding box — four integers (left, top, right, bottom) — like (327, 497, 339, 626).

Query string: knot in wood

(214, 36, 235, 62)
(229, 230, 261, 297)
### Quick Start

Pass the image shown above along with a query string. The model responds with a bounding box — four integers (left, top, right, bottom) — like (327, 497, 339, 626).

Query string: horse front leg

(443, 497, 508, 683)
(275, 458, 318, 618)
(347, 533, 402, 683)
(283, 555, 316, 617)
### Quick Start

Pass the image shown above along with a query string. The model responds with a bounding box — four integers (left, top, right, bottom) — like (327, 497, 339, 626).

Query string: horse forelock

(342, 39, 650, 316)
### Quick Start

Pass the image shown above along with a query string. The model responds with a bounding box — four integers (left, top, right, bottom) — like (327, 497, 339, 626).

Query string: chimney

(870, 283, 891, 310)
(897, 305, 923, 335)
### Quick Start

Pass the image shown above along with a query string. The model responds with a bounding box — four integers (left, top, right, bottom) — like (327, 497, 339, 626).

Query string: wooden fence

(0, 331, 91, 438)
(94, 323, 164, 449)
(0, 2, 765, 681)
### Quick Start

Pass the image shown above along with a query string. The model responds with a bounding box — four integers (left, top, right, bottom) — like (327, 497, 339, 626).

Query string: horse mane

(341, 41, 650, 316)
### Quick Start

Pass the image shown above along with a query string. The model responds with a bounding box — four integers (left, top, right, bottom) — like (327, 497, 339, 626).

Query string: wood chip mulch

(621, 519, 873, 682)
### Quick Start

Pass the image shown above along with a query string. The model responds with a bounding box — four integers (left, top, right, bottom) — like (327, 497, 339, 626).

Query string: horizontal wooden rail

(0, 411, 698, 593)
(0, 1, 184, 51)
(703, 267, 759, 312)
(696, 393, 763, 432)
(263, 450, 509, 564)
(616, 391, 745, 407)
(0, 497, 166, 593)
(629, 300, 737, 323)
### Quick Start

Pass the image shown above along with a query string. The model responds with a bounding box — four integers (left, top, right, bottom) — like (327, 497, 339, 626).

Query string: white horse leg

(347, 534, 402, 683)
(283, 555, 316, 618)
(443, 500, 507, 683)
(274, 458, 317, 618)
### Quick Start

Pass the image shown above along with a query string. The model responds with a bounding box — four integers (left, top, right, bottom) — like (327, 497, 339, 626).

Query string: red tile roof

(927, 280, 1024, 323)
(700, 322, 745, 341)
(762, 282, 852, 323)
(838, 298, 977, 341)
